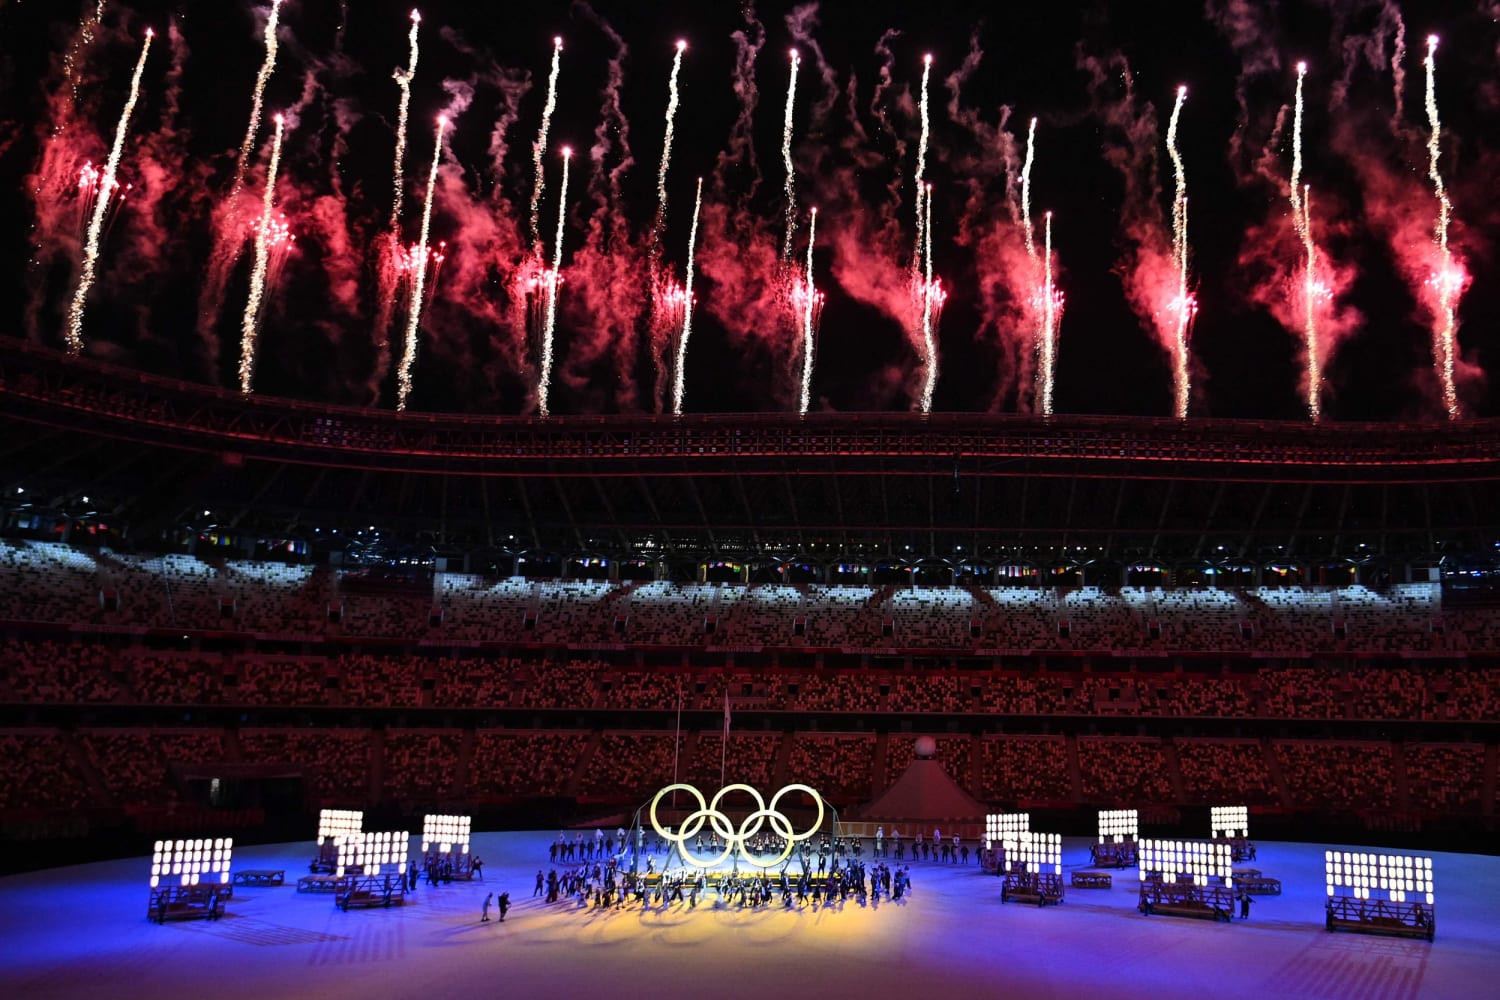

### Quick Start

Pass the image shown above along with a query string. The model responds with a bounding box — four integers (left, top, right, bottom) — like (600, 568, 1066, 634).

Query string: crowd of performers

(533, 827, 950, 912)
(535, 857, 913, 910)
(545, 826, 980, 868)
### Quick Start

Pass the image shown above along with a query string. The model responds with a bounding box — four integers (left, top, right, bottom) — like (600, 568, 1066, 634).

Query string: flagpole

(672, 676, 682, 809)
(721, 686, 730, 788)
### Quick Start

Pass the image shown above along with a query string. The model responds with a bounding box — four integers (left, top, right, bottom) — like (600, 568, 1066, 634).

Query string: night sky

(1, 0, 1497, 420)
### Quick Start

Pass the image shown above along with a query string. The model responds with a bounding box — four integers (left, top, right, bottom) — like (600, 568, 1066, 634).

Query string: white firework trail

(58, 1, 106, 135)
(1290, 61, 1322, 421)
(781, 48, 801, 265)
(65, 28, 152, 356)
(1039, 211, 1060, 417)
(538, 147, 572, 419)
(799, 207, 819, 416)
(389, 9, 421, 232)
(1424, 34, 1460, 420)
(672, 176, 703, 417)
(1020, 116, 1037, 259)
(919, 183, 939, 414)
(913, 53, 932, 277)
(230, 0, 286, 204)
(396, 116, 447, 412)
(1166, 85, 1191, 420)
(238, 112, 286, 394)
(529, 36, 563, 257)
(653, 40, 687, 254)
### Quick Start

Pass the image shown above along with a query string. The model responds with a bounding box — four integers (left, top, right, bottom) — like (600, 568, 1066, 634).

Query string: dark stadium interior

(1, 345, 1497, 878)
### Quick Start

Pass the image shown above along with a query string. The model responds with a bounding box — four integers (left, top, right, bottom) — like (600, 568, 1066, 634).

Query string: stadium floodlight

(1001, 831, 1063, 875)
(422, 814, 472, 854)
(1099, 809, 1139, 844)
(150, 836, 233, 889)
(1210, 805, 1249, 839)
(1325, 850, 1434, 905)
(1139, 839, 1233, 888)
(318, 809, 364, 845)
(984, 812, 1029, 850)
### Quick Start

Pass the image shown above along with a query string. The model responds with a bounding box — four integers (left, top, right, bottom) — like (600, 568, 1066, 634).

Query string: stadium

(2, 339, 1499, 997)
(6, 0, 1500, 996)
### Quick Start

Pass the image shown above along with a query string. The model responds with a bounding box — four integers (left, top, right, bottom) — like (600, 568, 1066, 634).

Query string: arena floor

(1, 833, 1496, 999)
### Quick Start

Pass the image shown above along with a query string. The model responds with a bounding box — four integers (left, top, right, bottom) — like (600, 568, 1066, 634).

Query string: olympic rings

(648, 782, 827, 870)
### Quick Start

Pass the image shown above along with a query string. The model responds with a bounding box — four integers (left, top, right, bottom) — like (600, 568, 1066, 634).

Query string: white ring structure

(648, 782, 826, 869)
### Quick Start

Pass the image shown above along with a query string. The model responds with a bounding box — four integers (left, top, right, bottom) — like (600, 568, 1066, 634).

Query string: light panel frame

(149, 837, 233, 889)
(1099, 809, 1139, 844)
(984, 812, 1029, 850)
(422, 813, 472, 854)
(1138, 838, 1234, 888)
(318, 808, 364, 845)
(337, 830, 409, 877)
(1210, 805, 1249, 839)
(1001, 831, 1062, 875)
(1324, 851, 1434, 905)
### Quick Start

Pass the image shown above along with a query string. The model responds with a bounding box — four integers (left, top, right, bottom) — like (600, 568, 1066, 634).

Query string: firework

(798, 207, 823, 415)
(538, 147, 572, 419)
(1020, 117, 1061, 415)
(396, 116, 446, 412)
(56, 1, 106, 139)
(263, 212, 297, 292)
(74, 162, 131, 243)
(529, 36, 563, 257)
(1165, 85, 1193, 420)
(390, 9, 421, 233)
(1021, 117, 1037, 261)
(781, 49, 800, 265)
(653, 40, 687, 255)
(913, 53, 932, 279)
(672, 176, 704, 417)
(1038, 212, 1063, 417)
(1290, 61, 1323, 421)
(1424, 35, 1462, 420)
(237, 113, 286, 393)
(918, 183, 946, 414)
(64, 28, 152, 356)
(230, 0, 285, 205)
(650, 40, 688, 412)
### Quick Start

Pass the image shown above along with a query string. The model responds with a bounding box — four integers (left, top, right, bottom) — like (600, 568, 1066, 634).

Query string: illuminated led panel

(1137, 838, 1233, 887)
(337, 831, 409, 877)
(1210, 805, 1249, 839)
(422, 814, 472, 854)
(1324, 851, 1434, 905)
(984, 812, 1029, 849)
(318, 808, 364, 845)
(149, 837, 233, 888)
(1098, 809, 1139, 844)
(1001, 831, 1063, 875)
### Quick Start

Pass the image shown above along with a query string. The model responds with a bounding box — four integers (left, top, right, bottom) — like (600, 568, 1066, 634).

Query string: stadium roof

(3, 338, 1500, 563)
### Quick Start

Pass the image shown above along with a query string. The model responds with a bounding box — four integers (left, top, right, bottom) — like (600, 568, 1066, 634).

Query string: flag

(723, 688, 731, 737)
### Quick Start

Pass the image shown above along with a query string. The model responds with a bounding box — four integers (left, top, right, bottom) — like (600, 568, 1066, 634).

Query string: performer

(498, 891, 510, 921)
(481, 892, 493, 922)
